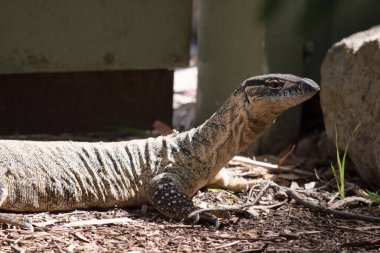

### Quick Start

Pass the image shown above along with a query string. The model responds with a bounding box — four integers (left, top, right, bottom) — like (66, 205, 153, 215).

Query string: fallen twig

(247, 181, 271, 206)
(341, 238, 380, 249)
(32, 219, 60, 227)
(55, 210, 88, 217)
(232, 156, 314, 176)
(188, 181, 285, 218)
(278, 145, 295, 165)
(213, 240, 240, 250)
(63, 217, 135, 227)
(329, 196, 372, 209)
(246, 184, 258, 204)
(270, 182, 380, 223)
(317, 224, 380, 234)
(207, 235, 284, 242)
(218, 199, 288, 211)
(345, 181, 370, 199)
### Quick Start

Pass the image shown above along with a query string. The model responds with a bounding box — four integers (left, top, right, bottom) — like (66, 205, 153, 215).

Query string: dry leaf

(243, 229, 259, 238)
(153, 120, 173, 136)
(304, 181, 316, 190)
(290, 181, 300, 189)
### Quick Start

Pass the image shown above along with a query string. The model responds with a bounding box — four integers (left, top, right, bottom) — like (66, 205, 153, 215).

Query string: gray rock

(320, 25, 380, 187)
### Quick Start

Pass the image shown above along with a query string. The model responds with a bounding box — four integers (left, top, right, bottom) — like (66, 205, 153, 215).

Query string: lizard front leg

(147, 173, 219, 227)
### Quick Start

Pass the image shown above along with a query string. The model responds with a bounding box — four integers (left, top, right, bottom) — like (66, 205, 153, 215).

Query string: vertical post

(195, 0, 265, 125)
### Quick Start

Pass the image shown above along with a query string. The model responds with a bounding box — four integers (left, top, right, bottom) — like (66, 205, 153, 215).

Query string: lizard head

(241, 74, 320, 121)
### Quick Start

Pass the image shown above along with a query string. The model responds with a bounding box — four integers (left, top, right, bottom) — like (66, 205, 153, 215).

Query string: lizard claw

(190, 213, 200, 224)
(211, 217, 220, 229)
(198, 212, 220, 229)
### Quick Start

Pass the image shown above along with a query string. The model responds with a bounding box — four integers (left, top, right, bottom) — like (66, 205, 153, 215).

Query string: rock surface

(320, 25, 380, 187)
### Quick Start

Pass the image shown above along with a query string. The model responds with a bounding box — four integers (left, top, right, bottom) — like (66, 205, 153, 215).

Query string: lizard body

(0, 74, 319, 223)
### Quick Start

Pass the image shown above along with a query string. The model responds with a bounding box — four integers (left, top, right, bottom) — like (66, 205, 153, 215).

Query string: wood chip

(10, 244, 26, 253)
(73, 232, 91, 243)
(213, 240, 241, 249)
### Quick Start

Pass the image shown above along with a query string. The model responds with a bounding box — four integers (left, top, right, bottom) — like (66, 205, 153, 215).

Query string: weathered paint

(0, 0, 191, 74)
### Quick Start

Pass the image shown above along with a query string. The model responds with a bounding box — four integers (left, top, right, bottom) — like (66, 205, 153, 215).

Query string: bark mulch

(1, 133, 379, 252)
(1, 184, 379, 252)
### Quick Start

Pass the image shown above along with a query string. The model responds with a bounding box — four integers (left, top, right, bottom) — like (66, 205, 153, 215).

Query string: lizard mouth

(303, 77, 320, 91)
(278, 78, 320, 98)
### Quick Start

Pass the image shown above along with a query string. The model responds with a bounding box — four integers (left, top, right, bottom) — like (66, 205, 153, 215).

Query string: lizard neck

(171, 89, 275, 184)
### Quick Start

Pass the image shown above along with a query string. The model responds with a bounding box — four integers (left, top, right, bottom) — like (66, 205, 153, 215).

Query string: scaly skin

(0, 74, 319, 226)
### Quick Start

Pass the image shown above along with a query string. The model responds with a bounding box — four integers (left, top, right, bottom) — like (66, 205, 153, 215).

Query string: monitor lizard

(0, 74, 319, 227)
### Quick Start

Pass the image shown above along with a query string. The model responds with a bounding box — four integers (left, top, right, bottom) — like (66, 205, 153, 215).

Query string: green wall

(195, 0, 265, 124)
(0, 0, 192, 74)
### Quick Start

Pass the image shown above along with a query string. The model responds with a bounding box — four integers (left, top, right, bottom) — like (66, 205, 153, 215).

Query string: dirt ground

(0, 133, 380, 253)
(1, 186, 379, 253)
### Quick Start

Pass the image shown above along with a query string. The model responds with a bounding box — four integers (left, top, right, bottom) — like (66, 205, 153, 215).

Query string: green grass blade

(331, 123, 360, 200)
(334, 123, 338, 147)
(334, 123, 344, 198)
(352, 123, 361, 134)
(331, 162, 337, 178)
(331, 163, 342, 197)
(334, 123, 342, 173)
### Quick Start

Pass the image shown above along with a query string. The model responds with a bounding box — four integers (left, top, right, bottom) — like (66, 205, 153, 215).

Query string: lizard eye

(267, 80, 283, 89)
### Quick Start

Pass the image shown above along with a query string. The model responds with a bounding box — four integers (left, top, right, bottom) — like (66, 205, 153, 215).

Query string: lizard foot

(148, 173, 219, 228)
(0, 214, 33, 231)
